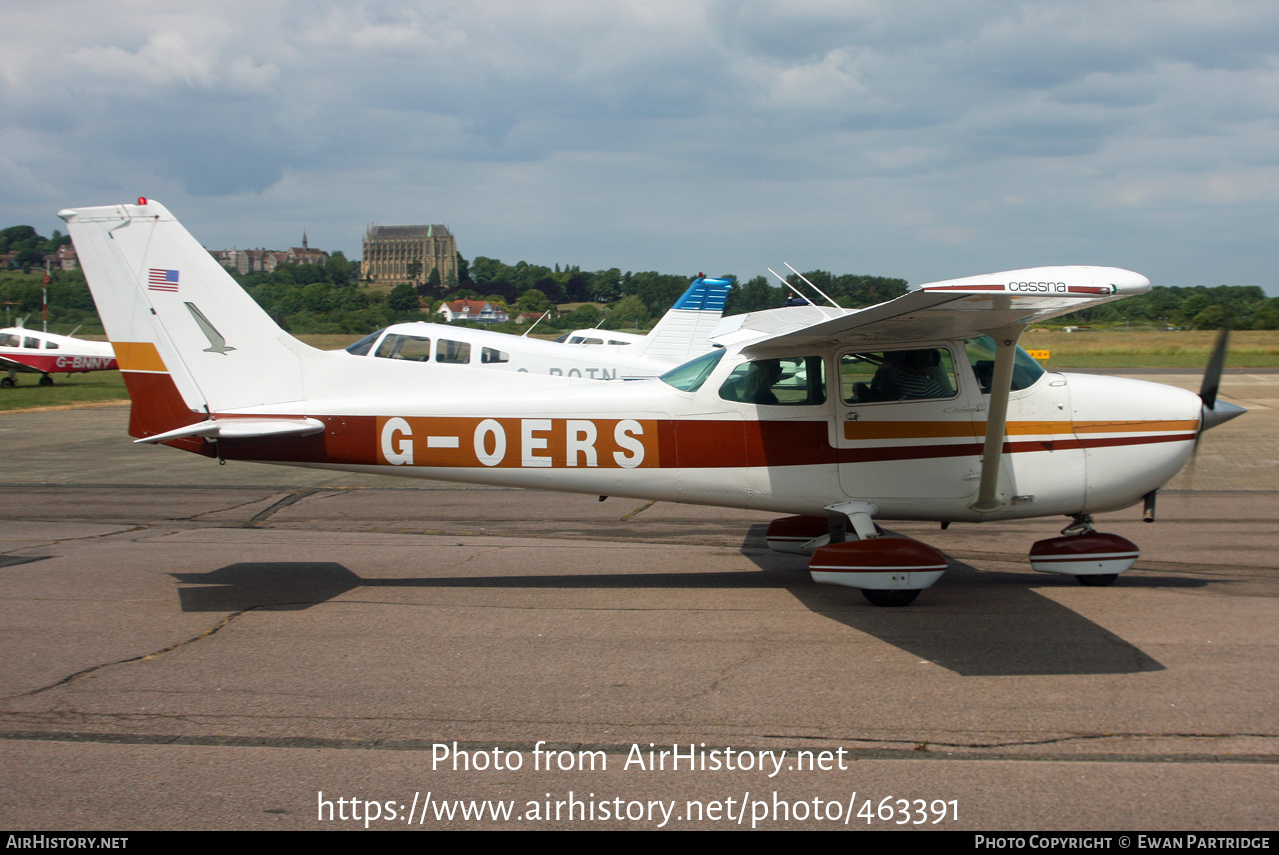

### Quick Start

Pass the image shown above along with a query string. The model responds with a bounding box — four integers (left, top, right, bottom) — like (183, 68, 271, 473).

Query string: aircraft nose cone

(1201, 400, 1247, 432)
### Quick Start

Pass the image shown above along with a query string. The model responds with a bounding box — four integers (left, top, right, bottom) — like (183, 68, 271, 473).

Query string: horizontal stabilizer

(135, 417, 326, 444)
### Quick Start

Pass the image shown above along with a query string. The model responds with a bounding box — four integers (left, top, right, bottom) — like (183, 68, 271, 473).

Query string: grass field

(2, 330, 1275, 412)
(1021, 330, 1279, 368)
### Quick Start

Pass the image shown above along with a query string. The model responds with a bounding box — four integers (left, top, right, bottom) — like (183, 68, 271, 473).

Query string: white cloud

(0, 0, 1276, 294)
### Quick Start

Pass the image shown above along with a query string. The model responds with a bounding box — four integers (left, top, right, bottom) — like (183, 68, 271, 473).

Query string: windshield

(345, 329, 384, 356)
(965, 335, 1045, 392)
(659, 348, 725, 392)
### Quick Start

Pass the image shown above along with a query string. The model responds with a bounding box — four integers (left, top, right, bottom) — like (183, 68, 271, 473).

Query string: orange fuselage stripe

(842, 419, 1198, 441)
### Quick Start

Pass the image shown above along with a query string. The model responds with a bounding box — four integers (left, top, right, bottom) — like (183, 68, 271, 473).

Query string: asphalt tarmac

(0, 371, 1275, 831)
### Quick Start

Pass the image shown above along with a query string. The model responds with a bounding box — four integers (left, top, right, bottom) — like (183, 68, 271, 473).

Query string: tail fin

(60, 199, 313, 439)
(637, 276, 732, 363)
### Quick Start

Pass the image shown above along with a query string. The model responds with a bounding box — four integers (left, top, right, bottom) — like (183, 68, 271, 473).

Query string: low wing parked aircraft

(64, 199, 1244, 605)
(0, 325, 117, 387)
(342, 275, 732, 381)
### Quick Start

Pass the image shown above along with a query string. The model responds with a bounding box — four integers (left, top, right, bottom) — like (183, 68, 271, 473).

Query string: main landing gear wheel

(861, 589, 920, 607)
(0, 377, 13, 388)
(38, 374, 53, 387)
(1076, 573, 1118, 587)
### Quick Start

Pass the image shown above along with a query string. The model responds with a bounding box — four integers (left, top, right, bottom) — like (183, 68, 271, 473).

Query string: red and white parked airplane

(0, 325, 117, 387)
(63, 199, 1244, 605)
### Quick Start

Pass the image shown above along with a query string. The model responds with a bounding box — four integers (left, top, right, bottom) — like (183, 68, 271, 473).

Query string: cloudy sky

(3, 1, 1277, 294)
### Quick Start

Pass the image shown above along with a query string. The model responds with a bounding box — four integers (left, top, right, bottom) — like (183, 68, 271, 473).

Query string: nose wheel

(860, 588, 921, 607)
(1030, 516, 1138, 584)
(1076, 573, 1119, 587)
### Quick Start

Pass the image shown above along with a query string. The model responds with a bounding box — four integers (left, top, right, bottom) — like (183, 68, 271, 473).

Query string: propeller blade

(1197, 322, 1246, 436)
(1199, 323, 1229, 411)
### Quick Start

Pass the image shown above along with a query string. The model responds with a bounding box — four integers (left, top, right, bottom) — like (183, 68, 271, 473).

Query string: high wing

(715, 267, 1150, 354)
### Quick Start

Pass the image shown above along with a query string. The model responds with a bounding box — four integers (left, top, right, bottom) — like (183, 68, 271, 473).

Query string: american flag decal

(148, 268, 180, 291)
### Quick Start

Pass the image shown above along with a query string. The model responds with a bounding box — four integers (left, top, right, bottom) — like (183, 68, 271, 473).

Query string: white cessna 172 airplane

(0, 324, 117, 387)
(341, 274, 732, 380)
(63, 199, 1245, 606)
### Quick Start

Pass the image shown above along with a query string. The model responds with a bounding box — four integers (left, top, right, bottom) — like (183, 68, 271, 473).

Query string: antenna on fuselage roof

(521, 309, 551, 337)
(766, 266, 842, 316)
(784, 263, 843, 310)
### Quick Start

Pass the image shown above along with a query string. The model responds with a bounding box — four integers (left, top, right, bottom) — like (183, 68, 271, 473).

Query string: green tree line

(4, 223, 1278, 334)
(0, 225, 71, 271)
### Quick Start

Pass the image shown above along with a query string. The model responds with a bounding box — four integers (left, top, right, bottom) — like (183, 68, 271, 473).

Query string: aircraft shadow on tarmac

(170, 524, 1214, 677)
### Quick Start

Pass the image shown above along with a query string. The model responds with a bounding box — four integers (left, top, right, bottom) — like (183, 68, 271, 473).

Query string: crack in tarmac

(245, 488, 326, 527)
(8, 606, 276, 699)
(0, 524, 146, 557)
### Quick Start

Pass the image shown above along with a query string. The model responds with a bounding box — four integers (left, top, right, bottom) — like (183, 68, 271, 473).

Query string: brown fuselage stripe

(122, 370, 1196, 470)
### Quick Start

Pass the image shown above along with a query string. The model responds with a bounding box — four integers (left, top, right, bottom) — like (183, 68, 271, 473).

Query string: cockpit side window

(374, 334, 432, 361)
(719, 356, 826, 406)
(840, 348, 957, 404)
(964, 336, 1045, 393)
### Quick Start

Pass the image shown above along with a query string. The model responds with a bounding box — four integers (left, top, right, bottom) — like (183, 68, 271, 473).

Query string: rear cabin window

(840, 348, 957, 404)
(481, 347, 508, 364)
(436, 339, 471, 364)
(719, 356, 827, 406)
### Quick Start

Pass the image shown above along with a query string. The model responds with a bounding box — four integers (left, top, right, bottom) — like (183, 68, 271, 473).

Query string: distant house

(513, 311, 547, 325)
(285, 233, 329, 266)
(438, 300, 509, 325)
(210, 234, 328, 274)
(55, 245, 78, 270)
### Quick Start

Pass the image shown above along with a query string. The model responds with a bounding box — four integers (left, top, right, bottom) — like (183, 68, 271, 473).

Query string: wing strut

(970, 325, 1024, 514)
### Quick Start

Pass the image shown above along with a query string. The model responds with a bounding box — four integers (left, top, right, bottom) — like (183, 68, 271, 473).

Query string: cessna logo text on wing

(1006, 281, 1067, 292)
